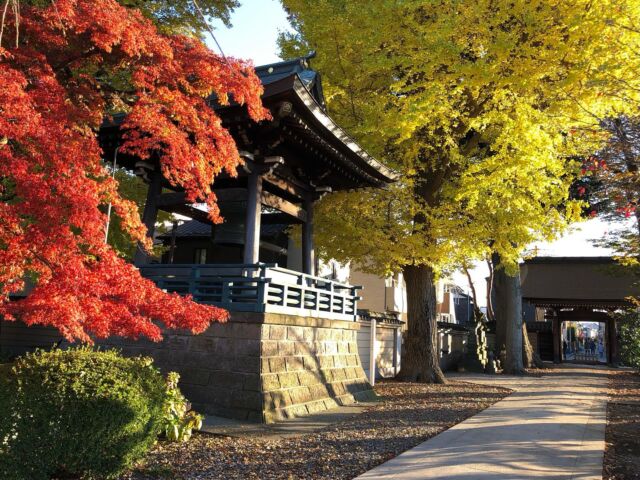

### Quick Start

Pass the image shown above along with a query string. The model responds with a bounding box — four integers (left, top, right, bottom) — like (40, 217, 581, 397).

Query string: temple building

(100, 57, 398, 422)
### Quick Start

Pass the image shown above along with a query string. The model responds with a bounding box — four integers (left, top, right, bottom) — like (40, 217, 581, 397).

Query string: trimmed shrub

(0, 347, 166, 480)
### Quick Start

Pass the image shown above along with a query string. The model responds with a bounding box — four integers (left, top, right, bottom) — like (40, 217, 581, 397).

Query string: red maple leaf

(0, 0, 269, 343)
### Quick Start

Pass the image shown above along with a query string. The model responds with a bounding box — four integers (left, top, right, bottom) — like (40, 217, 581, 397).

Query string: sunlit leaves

(281, 0, 640, 274)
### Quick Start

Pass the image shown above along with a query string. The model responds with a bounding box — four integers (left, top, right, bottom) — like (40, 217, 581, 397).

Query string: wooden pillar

(552, 312, 561, 364)
(609, 317, 619, 366)
(302, 195, 315, 276)
(134, 168, 163, 266)
(243, 171, 262, 265)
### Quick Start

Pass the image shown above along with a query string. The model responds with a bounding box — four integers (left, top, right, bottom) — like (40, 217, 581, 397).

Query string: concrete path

(357, 365, 609, 480)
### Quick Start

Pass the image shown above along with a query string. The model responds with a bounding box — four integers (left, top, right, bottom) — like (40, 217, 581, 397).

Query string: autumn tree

(579, 117, 640, 264)
(0, 0, 269, 343)
(280, 0, 640, 381)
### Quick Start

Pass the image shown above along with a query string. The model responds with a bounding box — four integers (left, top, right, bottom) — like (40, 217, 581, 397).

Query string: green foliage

(0, 348, 166, 480)
(118, 0, 239, 35)
(160, 372, 203, 442)
(617, 308, 640, 370)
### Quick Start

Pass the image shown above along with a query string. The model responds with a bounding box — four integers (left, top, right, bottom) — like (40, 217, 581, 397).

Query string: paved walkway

(357, 365, 609, 480)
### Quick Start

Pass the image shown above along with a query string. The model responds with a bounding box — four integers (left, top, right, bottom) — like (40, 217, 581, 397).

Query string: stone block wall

(260, 319, 374, 423)
(100, 312, 374, 423)
(101, 320, 264, 421)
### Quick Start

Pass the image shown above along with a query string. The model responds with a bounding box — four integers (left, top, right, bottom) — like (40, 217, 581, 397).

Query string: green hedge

(0, 348, 166, 480)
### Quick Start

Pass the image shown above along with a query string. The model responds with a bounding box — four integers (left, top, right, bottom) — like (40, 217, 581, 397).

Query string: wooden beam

(263, 173, 310, 201)
(261, 213, 302, 225)
(157, 188, 249, 208)
(156, 191, 187, 208)
(158, 187, 307, 223)
(161, 203, 211, 224)
(260, 191, 307, 223)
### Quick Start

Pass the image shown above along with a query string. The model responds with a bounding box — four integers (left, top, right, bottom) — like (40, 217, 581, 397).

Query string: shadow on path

(357, 364, 610, 480)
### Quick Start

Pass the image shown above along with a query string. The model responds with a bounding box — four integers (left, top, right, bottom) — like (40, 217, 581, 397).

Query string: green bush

(618, 308, 640, 369)
(0, 347, 166, 480)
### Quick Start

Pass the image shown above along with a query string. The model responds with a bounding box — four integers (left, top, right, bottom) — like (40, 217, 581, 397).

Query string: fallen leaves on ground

(604, 370, 640, 480)
(122, 380, 510, 480)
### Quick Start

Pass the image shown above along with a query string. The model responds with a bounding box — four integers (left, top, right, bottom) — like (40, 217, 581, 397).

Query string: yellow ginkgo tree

(280, 0, 640, 381)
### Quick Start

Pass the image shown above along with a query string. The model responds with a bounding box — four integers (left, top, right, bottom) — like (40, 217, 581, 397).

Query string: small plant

(160, 372, 203, 442)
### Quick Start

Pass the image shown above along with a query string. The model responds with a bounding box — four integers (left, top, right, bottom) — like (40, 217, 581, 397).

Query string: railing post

(190, 265, 200, 301)
(351, 286, 360, 320)
(221, 280, 230, 305)
(256, 280, 267, 312)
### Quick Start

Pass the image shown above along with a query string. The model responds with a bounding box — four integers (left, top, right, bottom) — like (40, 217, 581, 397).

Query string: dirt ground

(122, 380, 510, 480)
(604, 370, 640, 480)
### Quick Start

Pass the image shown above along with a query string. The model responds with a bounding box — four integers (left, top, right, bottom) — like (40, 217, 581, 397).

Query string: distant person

(563, 340, 568, 357)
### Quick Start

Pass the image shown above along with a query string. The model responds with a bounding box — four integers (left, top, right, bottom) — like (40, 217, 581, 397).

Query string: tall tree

(280, 0, 640, 382)
(0, 0, 269, 343)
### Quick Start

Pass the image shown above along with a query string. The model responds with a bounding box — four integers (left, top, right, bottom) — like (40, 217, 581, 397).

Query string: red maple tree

(0, 0, 269, 342)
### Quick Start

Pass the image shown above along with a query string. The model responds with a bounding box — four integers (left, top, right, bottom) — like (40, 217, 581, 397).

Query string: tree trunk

(492, 254, 525, 375)
(398, 264, 447, 383)
(492, 254, 506, 354)
(485, 258, 495, 322)
(503, 269, 525, 374)
(522, 321, 543, 368)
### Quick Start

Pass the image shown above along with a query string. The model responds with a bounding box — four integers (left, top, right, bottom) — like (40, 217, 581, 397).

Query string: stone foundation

(101, 312, 374, 423)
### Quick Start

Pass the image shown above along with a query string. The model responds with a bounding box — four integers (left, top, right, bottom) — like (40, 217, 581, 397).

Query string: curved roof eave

(288, 75, 399, 185)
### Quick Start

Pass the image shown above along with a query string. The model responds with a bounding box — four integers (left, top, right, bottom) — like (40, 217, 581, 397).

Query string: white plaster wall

(357, 322, 400, 381)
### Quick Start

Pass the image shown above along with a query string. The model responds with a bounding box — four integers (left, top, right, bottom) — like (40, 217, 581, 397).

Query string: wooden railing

(138, 263, 361, 321)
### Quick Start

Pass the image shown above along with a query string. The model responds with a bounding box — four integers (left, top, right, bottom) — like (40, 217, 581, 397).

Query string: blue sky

(208, 0, 290, 65)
